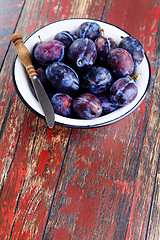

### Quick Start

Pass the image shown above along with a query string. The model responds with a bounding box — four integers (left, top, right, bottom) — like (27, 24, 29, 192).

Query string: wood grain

(0, 0, 25, 68)
(147, 153, 160, 240)
(146, 66, 160, 240)
(0, 0, 72, 239)
(42, 0, 160, 239)
(0, 0, 159, 239)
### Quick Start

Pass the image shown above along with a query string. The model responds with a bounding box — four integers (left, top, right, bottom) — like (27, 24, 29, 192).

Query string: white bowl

(12, 19, 151, 128)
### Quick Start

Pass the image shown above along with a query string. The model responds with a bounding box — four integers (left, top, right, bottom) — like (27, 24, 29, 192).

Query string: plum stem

(78, 60, 83, 65)
(99, 28, 105, 36)
(130, 74, 141, 80)
(38, 35, 42, 43)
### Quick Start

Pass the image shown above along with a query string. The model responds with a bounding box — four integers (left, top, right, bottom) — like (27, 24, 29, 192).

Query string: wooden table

(0, 0, 159, 239)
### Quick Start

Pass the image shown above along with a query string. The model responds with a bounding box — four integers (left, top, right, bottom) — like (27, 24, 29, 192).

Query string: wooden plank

(142, 68, 160, 240)
(124, 1, 160, 238)
(0, 0, 25, 68)
(146, 64, 160, 240)
(147, 151, 160, 240)
(0, 121, 71, 239)
(42, 0, 160, 239)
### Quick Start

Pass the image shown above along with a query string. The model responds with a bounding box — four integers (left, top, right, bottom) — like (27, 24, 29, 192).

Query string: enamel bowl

(12, 19, 151, 128)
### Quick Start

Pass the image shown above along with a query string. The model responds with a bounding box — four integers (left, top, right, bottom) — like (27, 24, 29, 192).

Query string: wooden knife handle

(11, 33, 37, 79)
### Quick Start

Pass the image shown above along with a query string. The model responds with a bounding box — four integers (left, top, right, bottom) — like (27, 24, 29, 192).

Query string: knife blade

(31, 75, 55, 128)
(11, 33, 55, 128)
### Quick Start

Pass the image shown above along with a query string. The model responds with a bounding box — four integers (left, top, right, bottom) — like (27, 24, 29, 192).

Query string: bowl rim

(12, 18, 151, 129)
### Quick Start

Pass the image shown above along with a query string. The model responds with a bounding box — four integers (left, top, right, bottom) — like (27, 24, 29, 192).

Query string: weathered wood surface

(0, 0, 159, 239)
(147, 152, 160, 240)
(0, 0, 25, 69)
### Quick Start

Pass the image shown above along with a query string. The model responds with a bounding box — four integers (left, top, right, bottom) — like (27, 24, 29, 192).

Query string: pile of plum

(32, 21, 145, 119)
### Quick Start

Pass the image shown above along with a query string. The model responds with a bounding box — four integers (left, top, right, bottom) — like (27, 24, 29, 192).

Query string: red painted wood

(147, 148, 160, 240)
(0, 0, 25, 68)
(0, 126, 71, 239)
(0, 103, 71, 239)
(0, 0, 74, 239)
(0, 0, 159, 239)
(42, 0, 160, 240)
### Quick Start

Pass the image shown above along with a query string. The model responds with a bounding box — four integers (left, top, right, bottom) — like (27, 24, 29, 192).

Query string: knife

(11, 33, 55, 128)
